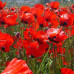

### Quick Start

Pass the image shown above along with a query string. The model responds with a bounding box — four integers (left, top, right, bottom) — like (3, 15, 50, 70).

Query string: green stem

(37, 44, 52, 74)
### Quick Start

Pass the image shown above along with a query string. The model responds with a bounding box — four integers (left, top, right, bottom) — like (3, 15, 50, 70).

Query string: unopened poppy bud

(16, 32, 20, 38)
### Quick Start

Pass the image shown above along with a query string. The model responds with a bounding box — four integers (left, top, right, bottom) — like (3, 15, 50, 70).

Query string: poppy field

(0, 1, 74, 74)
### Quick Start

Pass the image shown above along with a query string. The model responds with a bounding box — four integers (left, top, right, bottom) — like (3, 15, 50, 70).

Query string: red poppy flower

(10, 7, 15, 11)
(37, 16, 46, 27)
(20, 6, 31, 13)
(48, 42, 65, 57)
(45, 11, 57, 22)
(23, 29, 31, 40)
(33, 21, 39, 30)
(0, 32, 14, 46)
(4, 25, 8, 28)
(0, 10, 8, 25)
(12, 35, 20, 42)
(0, 13, 5, 25)
(59, 10, 67, 16)
(21, 12, 35, 24)
(4, 12, 18, 26)
(70, 13, 74, 21)
(32, 31, 47, 43)
(16, 50, 19, 55)
(49, 19, 59, 28)
(59, 7, 69, 16)
(54, 9, 59, 14)
(57, 47, 65, 54)
(69, 5, 74, 13)
(36, 58, 41, 62)
(71, 25, 74, 35)
(34, 4, 44, 11)
(71, 4, 74, 11)
(26, 41, 39, 58)
(50, 1, 60, 9)
(5, 61, 10, 67)
(52, 41, 63, 47)
(0, 32, 14, 52)
(61, 68, 74, 74)
(23, 27, 35, 40)
(26, 41, 49, 58)
(45, 3, 50, 6)
(13, 39, 28, 50)
(38, 42, 49, 55)
(31, 7, 44, 18)
(44, 7, 50, 13)
(46, 28, 68, 43)
(0, 1, 6, 9)
(63, 60, 69, 66)
(60, 14, 73, 27)
(64, 25, 74, 36)
(1, 58, 33, 74)
(61, 7, 68, 13)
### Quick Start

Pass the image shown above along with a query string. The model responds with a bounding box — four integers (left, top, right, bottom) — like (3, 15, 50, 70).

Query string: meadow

(0, 1, 74, 74)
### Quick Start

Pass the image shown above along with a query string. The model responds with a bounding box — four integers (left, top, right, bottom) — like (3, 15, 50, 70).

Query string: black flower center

(24, 12, 27, 13)
(1, 47, 5, 51)
(46, 48, 48, 51)
(34, 15, 37, 18)
(31, 55, 35, 58)
(48, 37, 53, 41)
(24, 21, 28, 24)
(63, 22, 67, 25)
(1, 22, 5, 24)
(39, 24, 44, 28)
(48, 36, 59, 43)
(37, 38, 43, 44)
